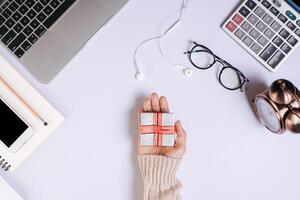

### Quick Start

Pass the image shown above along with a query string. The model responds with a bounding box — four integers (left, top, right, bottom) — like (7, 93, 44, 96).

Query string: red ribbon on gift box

(139, 113, 175, 146)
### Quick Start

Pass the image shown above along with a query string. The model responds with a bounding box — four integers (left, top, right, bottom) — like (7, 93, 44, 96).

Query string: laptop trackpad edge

(21, 32, 73, 84)
(50, 0, 112, 53)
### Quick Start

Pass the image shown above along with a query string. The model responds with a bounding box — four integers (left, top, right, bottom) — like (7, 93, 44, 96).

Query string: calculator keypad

(224, 0, 300, 70)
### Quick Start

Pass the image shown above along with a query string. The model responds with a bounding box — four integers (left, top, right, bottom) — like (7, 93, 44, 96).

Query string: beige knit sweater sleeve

(138, 155, 182, 200)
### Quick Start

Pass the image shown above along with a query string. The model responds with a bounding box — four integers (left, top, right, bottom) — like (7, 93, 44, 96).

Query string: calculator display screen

(286, 0, 300, 13)
(0, 98, 28, 147)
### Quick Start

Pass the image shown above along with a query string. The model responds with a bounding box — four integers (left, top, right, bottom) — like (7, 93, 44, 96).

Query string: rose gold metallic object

(254, 79, 300, 134)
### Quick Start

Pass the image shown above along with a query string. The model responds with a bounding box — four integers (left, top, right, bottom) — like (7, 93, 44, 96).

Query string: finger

(159, 96, 169, 113)
(175, 120, 187, 148)
(143, 97, 152, 112)
(151, 93, 160, 112)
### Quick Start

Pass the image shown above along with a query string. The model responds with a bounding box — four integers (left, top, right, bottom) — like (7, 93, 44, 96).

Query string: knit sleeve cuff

(138, 155, 181, 187)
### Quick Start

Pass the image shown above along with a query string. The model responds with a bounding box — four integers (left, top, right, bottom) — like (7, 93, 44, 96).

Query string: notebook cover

(0, 54, 64, 171)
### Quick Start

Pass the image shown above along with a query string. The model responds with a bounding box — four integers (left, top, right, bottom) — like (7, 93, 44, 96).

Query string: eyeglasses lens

(219, 67, 243, 90)
(190, 46, 215, 69)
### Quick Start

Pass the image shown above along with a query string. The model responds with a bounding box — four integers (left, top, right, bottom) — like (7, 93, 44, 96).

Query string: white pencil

(0, 76, 48, 126)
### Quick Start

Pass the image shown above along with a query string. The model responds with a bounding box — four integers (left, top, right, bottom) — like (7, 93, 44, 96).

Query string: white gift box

(139, 112, 175, 147)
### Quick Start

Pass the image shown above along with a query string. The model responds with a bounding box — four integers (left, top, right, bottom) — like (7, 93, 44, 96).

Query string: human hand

(138, 93, 187, 159)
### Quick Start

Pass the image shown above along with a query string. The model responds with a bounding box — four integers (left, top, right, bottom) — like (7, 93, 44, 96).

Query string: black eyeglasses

(185, 42, 249, 92)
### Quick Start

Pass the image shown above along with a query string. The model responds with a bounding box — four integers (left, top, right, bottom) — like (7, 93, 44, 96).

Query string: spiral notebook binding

(0, 156, 11, 171)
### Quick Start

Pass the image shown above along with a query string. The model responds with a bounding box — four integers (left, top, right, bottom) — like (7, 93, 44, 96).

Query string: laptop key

(35, 25, 46, 37)
(13, 23, 24, 33)
(43, 0, 76, 29)
(23, 26, 33, 36)
(50, 0, 60, 9)
(30, 19, 39, 29)
(43, 5, 53, 15)
(19, 5, 29, 15)
(9, 2, 19, 12)
(20, 16, 30, 26)
(281, 43, 292, 54)
(2, 30, 17, 45)
(260, 43, 277, 61)
(14, 47, 25, 58)
(0, 25, 9, 38)
(25, 0, 35, 8)
(268, 51, 285, 68)
(0, 16, 5, 25)
(8, 32, 26, 51)
(2, 9, 12, 18)
(41, 0, 51, 6)
(12, 11, 22, 22)
(33, 2, 44, 13)
(15, 0, 26, 5)
(27, 9, 37, 19)
(37, 12, 47, 22)
(5, 18, 15, 28)
(28, 33, 38, 44)
(21, 40, 31, 51)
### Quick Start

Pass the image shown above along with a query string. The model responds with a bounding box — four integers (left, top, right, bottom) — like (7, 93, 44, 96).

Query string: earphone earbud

(135, 71, 145, 80)
(175, 65, 193, 77)
(183, 68, 193, 77)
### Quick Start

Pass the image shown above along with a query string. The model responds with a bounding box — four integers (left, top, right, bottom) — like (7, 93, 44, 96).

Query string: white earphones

(133, 0, 192, 80)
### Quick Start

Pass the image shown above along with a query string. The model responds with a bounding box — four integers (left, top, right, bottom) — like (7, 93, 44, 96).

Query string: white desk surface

(1, 0, 300, 199)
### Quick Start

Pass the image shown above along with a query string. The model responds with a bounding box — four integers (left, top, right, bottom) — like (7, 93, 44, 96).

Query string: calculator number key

(246, 0, 257, 10)
(239, 6, 250, 17)
(281, 43, 292, 54)
(287, 35, 298, 47)
(260, 43, 277, 61)
(268, 51, 285, 68)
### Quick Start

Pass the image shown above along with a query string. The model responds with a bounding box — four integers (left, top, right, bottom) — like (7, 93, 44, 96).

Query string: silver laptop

(0, 0, 128, 83)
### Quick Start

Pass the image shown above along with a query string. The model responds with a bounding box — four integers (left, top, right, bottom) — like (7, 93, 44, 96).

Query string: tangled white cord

(133, 0, 191, 80)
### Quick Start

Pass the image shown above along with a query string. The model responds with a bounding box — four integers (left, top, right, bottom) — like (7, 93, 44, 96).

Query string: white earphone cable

(133, 0, 190, 79)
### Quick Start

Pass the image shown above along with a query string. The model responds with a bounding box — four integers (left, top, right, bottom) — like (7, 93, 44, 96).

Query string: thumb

(175, 120, 186, 149)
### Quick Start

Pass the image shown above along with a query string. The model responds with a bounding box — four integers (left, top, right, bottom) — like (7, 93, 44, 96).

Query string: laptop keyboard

(0, 0, 76, 59)
(223, 0, 300, 71)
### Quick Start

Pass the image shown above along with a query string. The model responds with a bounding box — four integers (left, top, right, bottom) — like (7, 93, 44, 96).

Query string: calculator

(222, 0, 300, 72)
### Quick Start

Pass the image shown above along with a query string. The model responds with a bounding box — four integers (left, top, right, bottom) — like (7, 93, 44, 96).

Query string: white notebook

(0, 175, 23, 200)
(0, 54, 64, 172)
